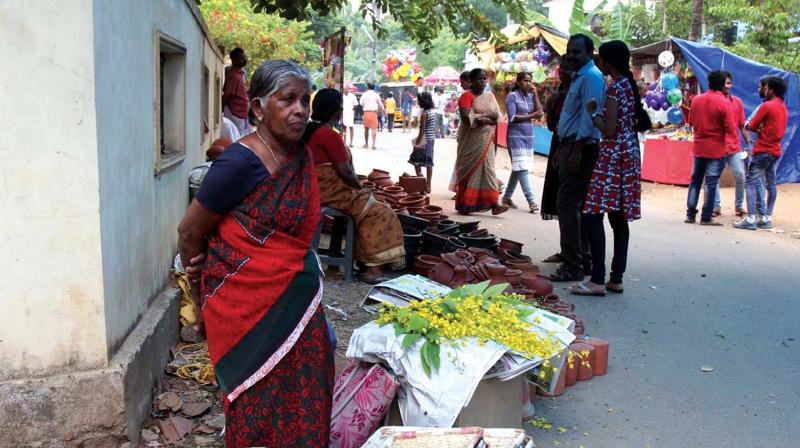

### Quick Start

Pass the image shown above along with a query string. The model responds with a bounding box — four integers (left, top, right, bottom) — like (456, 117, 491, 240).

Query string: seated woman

(303, 88, 406, 284)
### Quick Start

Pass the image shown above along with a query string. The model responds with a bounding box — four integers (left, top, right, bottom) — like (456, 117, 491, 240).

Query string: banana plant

(569, 0, 605, 47)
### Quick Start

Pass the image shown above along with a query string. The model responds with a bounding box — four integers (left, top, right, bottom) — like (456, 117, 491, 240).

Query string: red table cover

(641, 139, 693, 186)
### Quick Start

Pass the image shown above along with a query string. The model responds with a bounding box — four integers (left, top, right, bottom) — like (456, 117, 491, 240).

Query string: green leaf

(405, 314, 428, 331)
(442, 297, 459, 313)
(426, 329, 440, 341)
(482, 299, 492, 312)
(402, 332, 422, 349)
(525, 11, 558, 30)
(430, 342, 441, 370)
(420, 341, 432, 377)
(393, 322, 406, 337)
(465, 280, 491, 297)
(483, 283, 510, 299)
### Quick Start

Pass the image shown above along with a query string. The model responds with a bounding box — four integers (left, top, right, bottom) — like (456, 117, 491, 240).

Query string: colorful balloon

(660, 72, 679, 91)
(667, 106, 684, 124)
(648, 81, 657, 91)
(667, 88, 683, 105)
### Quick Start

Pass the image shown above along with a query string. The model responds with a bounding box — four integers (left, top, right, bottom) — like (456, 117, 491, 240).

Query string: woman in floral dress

(570, 40, 651, 296)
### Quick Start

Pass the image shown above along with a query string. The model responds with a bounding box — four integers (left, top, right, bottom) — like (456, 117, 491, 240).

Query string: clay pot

(486, 263, 507, 277)
(505, 269, 523, 287)
(570, 342, 596, 382)
(452, 265, 469, 287)
(374, 192, 398, 205)
(373, 177, 394, 188)
(393, 207, 409, 215)
(389, 191, 408, 200)
(428, 262, 454, 285)
(422, 205, 443, 213)
(466, 229, 489, 238)
(499, 238, 524, 253)
(399, 195, 427, 208)
(521, 273, 553, 297)
(398, 214, 429, 232)
(501, 249, 532, 263)
(584, 338, 609, 376)
(505, 259, 540, 273)
(438, 219, 456, 228)
(383, 186, 405, 194)
(436, 224, 461, 236)
(565, 350, 579, 386)
(368, 168, 391, 180)
(456, 221, 481, 233)
(415, 210, 441, 220)
(414, 255, 442, 275)
(406, 206, 423, 215)
(361, 181, 377, 190)
(357, 174, 368, 182)
(421, 231, 449, 254)
(444, 237, 467, 253)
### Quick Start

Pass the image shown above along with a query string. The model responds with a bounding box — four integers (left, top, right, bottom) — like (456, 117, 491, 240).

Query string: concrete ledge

(0, 286, 180, 447)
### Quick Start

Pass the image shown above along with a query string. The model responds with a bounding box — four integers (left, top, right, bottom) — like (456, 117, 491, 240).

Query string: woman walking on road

(503, 72, 543, 213)
(409, 91, 437, 193)
(570, 40, 650, 296)
(178, 60, 333, 446)
(453, 68, 509, 215)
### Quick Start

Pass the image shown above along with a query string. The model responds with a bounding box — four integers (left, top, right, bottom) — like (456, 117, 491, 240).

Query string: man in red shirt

(734, 76, 788, 230)
(222, 47, 250, 136)
(686, 71, 738, 225)
(712, 72, 751, 217)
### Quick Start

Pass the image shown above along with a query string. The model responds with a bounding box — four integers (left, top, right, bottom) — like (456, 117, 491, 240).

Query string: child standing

(409, 92, 436, 193)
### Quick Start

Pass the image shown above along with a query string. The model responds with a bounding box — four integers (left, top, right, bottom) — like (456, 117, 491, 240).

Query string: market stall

(476, 23, 568, 154)
(423, 66, 462, 87)
(633, 38, 800, 185)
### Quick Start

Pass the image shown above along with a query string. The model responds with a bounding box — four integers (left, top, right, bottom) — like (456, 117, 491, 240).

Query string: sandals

(606, 282, 624, 294)
(570, 281, 606, 296)
(501, 198, 518, 209)
(528, 202, 540, 213)
(491, 204, 510, 215)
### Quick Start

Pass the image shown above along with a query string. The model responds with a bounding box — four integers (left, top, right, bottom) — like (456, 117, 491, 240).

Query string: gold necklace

(255, 128, 283, 164)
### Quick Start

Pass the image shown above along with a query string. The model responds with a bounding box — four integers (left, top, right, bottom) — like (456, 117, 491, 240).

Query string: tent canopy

(474, 23, 569, 70)
(633, 38, 800, 184)
(423, 66, 461, 86)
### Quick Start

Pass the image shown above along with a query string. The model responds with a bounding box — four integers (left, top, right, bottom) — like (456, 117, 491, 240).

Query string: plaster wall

(93, 0, 222, 355)
(0, 0, 107, 380)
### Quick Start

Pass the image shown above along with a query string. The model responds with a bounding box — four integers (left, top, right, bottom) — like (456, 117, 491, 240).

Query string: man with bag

(551, 34, 606, 282)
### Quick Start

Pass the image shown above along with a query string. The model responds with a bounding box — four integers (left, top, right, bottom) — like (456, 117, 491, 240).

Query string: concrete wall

(0, 0, 108, 380)
(93, 0, 222, 356)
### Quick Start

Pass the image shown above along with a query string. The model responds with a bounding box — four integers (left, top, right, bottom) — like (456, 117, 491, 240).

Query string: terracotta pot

(428, 262, 454, 284)
(389, 191, 408, 200)
(570, 342, 595, 382)
(438, 219, 456, 227)
(361, 181, 376, 190)
(415, 210, 441, 220)
(505, 269, 523, 287)
(584, 338, 609, 376)
(506, 259, 540, 273)
(368, 168, 391, 180)
(456, 221, 481, 233)
(414, 255, 443, 273)
(466, 229, 489, 238)
(422, 205, 443, 213)
(452, 265, 469, 288)
(357, 174, 368, 181)
(501, 249, 532, 263)
(406, 206, 423, 215)
(393, 207, 409, 215)
(383, 185, 404, 194)
(486, 263, 507, 277)
(522, 273, 553, 297)
(565, 350, 579, 386)
(374, 192, 398, 205)
(399, 194, 427, 208)
(444, 237, 467, 252)
(373, 177, 394, 188)
(498, 238, 524, 253)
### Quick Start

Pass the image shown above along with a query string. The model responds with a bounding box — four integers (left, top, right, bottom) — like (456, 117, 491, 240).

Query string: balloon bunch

(533, 39, 551, 64)
(382, 48, 423, 83)
(644, 71, 685, 125)
(492, 51, 543, 82)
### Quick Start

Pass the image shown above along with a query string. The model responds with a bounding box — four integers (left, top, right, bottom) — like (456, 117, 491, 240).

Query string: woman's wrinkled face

(253, 78, 310, 145)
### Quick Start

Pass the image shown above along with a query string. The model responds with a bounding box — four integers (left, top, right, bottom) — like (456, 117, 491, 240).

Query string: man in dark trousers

(551, 34, 607, 282)
(686, 70, 738, 226)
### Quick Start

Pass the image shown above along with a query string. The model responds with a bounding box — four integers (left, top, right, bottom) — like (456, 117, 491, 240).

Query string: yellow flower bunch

(377, 281, 564, 376)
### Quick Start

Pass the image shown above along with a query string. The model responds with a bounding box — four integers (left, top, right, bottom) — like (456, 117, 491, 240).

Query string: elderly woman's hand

(186, 253, 206, 284)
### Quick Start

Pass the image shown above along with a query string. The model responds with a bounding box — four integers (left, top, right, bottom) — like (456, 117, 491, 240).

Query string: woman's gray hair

(248, 59, 311, 101)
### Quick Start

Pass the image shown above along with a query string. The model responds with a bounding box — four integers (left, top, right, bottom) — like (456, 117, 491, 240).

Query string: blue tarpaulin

(673, 38, 800, 183)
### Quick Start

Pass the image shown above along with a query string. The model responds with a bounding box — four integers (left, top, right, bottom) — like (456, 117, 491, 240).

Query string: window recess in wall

(154, 31, 187, 174)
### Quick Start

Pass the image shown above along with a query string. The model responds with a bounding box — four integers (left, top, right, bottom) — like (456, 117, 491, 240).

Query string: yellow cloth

(177, 273, 197, 326)
(310, 90, 318, 114)
(385, 98, 397, 114)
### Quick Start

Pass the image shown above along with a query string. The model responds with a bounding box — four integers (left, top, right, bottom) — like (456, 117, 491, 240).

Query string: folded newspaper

(360, 274, 452, 310)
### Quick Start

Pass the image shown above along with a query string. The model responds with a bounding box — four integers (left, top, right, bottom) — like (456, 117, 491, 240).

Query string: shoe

(528, 201, 540, 213)
(684, 217, 696, 224)
(699, 219, 723, 226)
(501, 197, 518, 209)
(733, 218, 757, 230)
(549, 265, 585, 282)
(542, 253, 564, 263)
(756, 219, 773, 229)
(712, 208, 721, 217)
(491, 204, 510, 215)
(735, 208, 747, 217)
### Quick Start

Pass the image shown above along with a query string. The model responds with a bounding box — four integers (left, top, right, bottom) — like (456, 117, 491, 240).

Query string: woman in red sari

(178, 60, 333, 447)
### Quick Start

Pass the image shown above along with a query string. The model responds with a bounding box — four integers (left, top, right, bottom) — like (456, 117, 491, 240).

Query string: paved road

(349, 126, 800, 447)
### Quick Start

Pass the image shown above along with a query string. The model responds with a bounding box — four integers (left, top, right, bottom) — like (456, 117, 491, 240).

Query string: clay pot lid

(466, 229, 489, 237)
(416, 254, 443, 264)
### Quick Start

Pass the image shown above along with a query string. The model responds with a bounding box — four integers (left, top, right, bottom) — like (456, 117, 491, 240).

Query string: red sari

(201, 144, 333, 447)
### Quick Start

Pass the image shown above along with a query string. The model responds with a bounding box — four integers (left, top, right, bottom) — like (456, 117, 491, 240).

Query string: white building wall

(0, 0, 108, 379)
(92, 0, 216, 354)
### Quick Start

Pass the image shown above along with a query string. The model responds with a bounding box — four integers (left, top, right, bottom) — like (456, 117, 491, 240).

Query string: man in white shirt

(342, 89, 359, 147)
(359, 83, 384, 149)
(432, 86, 447, 138)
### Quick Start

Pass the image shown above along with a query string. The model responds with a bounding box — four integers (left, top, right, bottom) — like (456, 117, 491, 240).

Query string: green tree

(198, 0, 318, 75)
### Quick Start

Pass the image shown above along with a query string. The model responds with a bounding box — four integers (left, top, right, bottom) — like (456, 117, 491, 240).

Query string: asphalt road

(349, 126, 800, 448)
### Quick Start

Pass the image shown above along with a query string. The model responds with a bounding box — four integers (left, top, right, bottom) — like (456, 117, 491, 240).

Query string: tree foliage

(198, 0, 319, 75)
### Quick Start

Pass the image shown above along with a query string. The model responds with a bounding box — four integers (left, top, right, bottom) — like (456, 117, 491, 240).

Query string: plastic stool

(312, 206, 355, 282)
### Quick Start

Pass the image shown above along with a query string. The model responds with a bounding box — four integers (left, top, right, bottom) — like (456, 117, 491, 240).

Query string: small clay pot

(499, 238, 524, 253)
(406, 206, 423, 215)
(374, 192, 398, 205)
(486, 263, 507, 277)
(383, 186, 404, 194)
(373, 177, 394, 188)
(415, 210, 441, 220)
(505, 259, 540, 273)
(414, 255, 443, 273)
(452, 265, 469, 287)
(399, 194, 427, 208)
(393, 207, 409, 215)
(398, 214, 429, 232)
(584, 338, 608, 376)
(466, 228, 489, 238)
(444, 237, 467, 252)
(368, 168, 391, 180)
(456, 221, 481, 233)
(438, 219, 456, 228)
(389, 191, 408, 200)
(570, 342, 596, 382)
(422, 205, 443, 213)
(428, 262, 454, 284)
(361, 181, 377, 190)
(501, 249, 532, 263)
(505, 269, 523, 287)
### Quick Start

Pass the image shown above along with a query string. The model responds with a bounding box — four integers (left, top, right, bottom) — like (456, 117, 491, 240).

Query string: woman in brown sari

(303, 88, 405, 284)
(454, 68, 509, 215)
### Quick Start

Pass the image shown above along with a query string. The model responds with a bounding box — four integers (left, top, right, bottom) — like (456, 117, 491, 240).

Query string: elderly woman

(177, 60, 332, 447)
(303, 88, 405, 284)
(454, 68, 508, 215)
